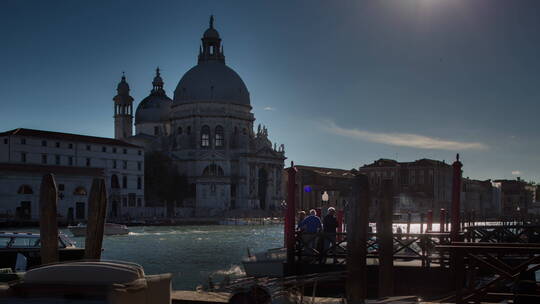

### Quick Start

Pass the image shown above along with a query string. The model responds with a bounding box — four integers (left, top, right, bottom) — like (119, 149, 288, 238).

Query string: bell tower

(113, 73, 134, 140)
(198, 15, 225, 64)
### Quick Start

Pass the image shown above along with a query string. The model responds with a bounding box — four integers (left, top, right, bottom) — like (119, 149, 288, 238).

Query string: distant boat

(0, 231, 84, 271)
(68, 223, 129, 237)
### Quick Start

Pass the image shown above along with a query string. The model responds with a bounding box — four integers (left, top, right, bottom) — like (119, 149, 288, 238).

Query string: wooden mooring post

(378, 179, 394, 297)
(439, 208, 446, 232)
(406, 212, 411, 234)
(84, 178, 108, 260)
(39, 173, 59, 265)
(420, 213, 425, 234)
(346, 173, 370, 304)
(285, 162, 297, 267)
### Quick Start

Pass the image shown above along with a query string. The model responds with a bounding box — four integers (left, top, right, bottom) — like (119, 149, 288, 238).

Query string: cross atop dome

(198, 16, 225, 64)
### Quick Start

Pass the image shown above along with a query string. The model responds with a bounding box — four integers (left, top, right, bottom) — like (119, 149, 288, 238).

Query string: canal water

(72, 225, 283, 290)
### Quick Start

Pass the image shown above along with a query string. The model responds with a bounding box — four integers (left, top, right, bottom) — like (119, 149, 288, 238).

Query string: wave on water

(128, 229, 211, 236)
(213, 265, 245, 277)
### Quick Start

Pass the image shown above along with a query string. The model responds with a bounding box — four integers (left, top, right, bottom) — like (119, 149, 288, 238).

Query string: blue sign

(304, 185, 312, 193)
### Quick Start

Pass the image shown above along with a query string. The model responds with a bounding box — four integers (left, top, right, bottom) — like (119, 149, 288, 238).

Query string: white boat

(68, 223, 129, 237)
(242, 247, 285, 277)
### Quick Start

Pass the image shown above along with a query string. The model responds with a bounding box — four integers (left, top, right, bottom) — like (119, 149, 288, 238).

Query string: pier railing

(294, 224, 540, 266)
(294, 231, 453, 266)
(437, 242, 540, 304)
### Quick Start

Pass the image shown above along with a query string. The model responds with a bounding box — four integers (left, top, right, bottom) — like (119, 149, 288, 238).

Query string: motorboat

(0, 231, 85, 271)
(242, 247, 285, 278)
(68, 222, 129, 237)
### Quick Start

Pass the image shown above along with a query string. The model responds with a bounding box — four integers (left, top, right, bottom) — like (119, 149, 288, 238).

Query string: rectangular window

(138, 150, 142, 156)
(76, 202, 85, 219)
(137, 177, 142, 189)
(154, 126, 159, 136)
(58, 184, 65, 191)
(102, 146, 107, 152)
(128, 193, 136, 207)
(113, 147, 117, 153)
(20, 138, 26, 145)
(123, 160, 127, 170)
(137, 198, 142, 207)
(68, 156, 73, 166)
(56, 142, 60, 148)
(123, 148, 127, 154)
(86, 158, 91, 167)
(21, 152, 26, 163)
(86, 145, 91, 151)
(41, 140, 47, 147)
(41, 154, 47, 164)
(122, 176, 127, 188)
(137, 162, 141, 171)
(113, 160, 117, 169)
(55, 155, 60, 165)
(3, 138, 7, 144)
(68, 143, 73, 149)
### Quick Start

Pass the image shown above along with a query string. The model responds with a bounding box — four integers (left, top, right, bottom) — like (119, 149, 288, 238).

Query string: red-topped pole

(285, 161, 297, 266)
(451, 154, 463, 242)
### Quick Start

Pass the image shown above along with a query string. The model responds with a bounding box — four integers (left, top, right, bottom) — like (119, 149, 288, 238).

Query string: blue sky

(1, 0, 539, 182)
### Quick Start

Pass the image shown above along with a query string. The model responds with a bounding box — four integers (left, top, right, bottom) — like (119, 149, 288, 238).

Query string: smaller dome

(135, 94, 172, 124)
(117, 75, 130, 93)
(204, 28, 220, 39)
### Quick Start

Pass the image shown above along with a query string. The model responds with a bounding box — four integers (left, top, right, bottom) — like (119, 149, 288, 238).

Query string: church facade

(114, 17, 285, 215)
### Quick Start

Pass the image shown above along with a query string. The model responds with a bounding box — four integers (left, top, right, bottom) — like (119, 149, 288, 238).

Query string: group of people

(296, 207, 339, 262)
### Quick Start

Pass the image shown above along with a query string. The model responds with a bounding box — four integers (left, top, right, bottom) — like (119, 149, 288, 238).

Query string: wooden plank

(39, 173, 59, 264)
(346, 173, 370, 304)
(84, 178, 108, 260)
(378, 179, 394, 297)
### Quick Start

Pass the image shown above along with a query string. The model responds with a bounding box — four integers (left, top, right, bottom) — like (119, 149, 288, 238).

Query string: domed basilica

(112, 17, 285, 214)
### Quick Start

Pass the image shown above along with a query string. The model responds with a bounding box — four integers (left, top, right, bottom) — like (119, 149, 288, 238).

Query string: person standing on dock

(297, 210, 307, 231)
(298, 209, 322, 255)
(322, 207, 338, 263)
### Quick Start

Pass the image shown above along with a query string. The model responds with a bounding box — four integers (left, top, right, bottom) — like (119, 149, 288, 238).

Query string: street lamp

(322, 191, 329, 207)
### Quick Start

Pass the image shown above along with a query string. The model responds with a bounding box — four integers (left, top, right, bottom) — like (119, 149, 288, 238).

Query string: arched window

(201, 125, 210, 148)
(17, 185, 33, 194)
(74, 186, 87, 195)
(215, 126, 224, 148)
(111, 175, 119, 189)
(202, 164, 224, 177)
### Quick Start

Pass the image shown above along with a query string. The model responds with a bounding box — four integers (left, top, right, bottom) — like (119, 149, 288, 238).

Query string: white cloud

(511, 170, 521, 175)
(323, 121, 488, 151)
(263, 107, 275, 111)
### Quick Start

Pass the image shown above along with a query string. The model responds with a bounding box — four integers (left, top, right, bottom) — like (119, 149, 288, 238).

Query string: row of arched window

(175, 124, 250, 149)
(17, 185, 87, 195)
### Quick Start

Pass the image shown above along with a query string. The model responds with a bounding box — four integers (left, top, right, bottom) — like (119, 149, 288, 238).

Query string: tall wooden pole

(450, 154, 463, 242)
(346, 173, 370, 304)
(285, 162, 297, 266)
(39, 173, 59, 264)
(378, 179, 394, 297)
(84, 178, 108, 260)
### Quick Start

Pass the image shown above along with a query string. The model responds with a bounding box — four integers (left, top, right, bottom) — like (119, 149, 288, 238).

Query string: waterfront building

(115, 17, 285, 215)
(358, 158, 453, 218)
(0, 128, 149, 222)
(461, 178, 497, 218)
(492, 177, 535, 216)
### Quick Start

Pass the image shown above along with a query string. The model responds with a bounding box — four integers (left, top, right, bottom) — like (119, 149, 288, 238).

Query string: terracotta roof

(0, 163, 104, 176)
(295, 165, 355, 178)
(0, 128, 140, 148)
(361, 158, 450, 169)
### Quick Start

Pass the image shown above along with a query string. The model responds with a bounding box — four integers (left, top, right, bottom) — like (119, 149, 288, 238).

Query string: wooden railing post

(84, 178, 108, 260)
(378, 179, 394, 297)
(346, 173, 370, 304)
(39, 173, 59, 265)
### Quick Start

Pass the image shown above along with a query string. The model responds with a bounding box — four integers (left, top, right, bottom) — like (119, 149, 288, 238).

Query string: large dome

(173, 61, 250, 106)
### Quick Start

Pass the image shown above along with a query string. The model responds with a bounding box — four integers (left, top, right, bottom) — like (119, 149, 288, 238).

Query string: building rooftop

(294, 165, 355, 178)
(0, 128, 141, 148)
